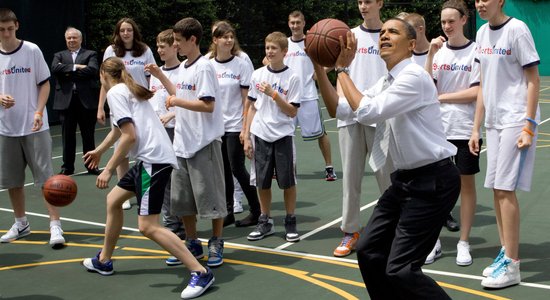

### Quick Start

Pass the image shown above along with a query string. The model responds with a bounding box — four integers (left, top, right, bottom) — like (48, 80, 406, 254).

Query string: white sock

(15, 217, 28, 227)
(458, 240, 469, 246)
(50, 220, 61, 228)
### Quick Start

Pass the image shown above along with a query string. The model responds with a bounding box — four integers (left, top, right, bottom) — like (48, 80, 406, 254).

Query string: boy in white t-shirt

(313, 0, 393, 258)
(145, 29, 185, 240)
(403, 13, 430, 67)
(0, 8, 65, 247)
(153, 18, 227, 268)
(284, 10, 336, 181)
(471, 0, 540, 289)
(243, 31, 302, 242)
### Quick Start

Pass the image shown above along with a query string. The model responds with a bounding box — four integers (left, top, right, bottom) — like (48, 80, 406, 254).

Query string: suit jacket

(51, 48, 99, 110)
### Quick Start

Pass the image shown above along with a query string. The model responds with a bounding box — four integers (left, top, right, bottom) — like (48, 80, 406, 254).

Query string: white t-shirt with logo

(107, 83, 177, 168)
(103, 46, 156, 88)
(336, 25, 386, 127)
(411, 50, 428, 68)
(172, 56, 224, 158)
(475, 17, 540, 129)
(432, 41, 480, 139)
(248, 65, 301, 142)
(284, 37, 317, 102)
(149, 64, 181, 129)
(211, 55, 253, 132)
(0, 41, 51, 136)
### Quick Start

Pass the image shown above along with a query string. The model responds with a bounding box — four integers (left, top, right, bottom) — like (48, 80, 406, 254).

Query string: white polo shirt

(432, 41, 480, 139)
(103, 46, 156, 88)
(475, 17, 540, 129)
(107, 83, 177, 168)
(356, 59, 457, 170)
(172, 56, 224, 158)
(248, 65, 301, 142)
(0, 41, 51, 136)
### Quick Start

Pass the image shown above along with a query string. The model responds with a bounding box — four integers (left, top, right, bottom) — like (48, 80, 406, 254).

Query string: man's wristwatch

(335, 67, 350, 75)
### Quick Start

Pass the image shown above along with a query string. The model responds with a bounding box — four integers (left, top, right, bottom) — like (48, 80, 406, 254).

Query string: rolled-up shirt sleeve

(356, 69, 425, 125)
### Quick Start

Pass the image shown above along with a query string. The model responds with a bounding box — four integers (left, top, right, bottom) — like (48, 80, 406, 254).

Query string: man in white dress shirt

(334, 18, 460, 299)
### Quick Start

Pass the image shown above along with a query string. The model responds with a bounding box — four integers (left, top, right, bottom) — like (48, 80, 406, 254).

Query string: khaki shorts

(0, 131, 54, 188)
(170, 141, 227, 219)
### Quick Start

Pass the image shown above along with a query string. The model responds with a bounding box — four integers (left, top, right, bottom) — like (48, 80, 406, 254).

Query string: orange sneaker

(333, 232, 360, 257)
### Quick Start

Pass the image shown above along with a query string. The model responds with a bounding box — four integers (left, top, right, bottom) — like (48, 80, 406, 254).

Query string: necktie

(368, 74, 393, 172)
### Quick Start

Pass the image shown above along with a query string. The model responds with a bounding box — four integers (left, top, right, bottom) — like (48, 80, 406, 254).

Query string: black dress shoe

(223, 213, 235, 227)
(445, 213, 460, 232)
(235, 213, 260, 227)
(87, 168, 102, 175)
(59, 168, 74, 175)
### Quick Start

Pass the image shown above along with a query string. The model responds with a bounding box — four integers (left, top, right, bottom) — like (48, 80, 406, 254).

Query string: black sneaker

(325, 167, 337, 181)
(445, 213, 460, 232)
(284, 214, 300, 242)
(235, 213, 260, 227)
(247, 214, 274, 241)
(223, 213, 235, 227)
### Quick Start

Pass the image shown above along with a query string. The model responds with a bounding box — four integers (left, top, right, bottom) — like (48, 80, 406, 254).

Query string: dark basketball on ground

(305, 18, 351, 67)
(43, 175, 78, 207)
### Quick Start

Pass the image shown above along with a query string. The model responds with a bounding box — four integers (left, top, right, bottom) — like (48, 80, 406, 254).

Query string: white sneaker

(0, 223, 31, 243)
(425, 239, 442, 265)
(233, 198, 243, 214)
(483, 247, 505, 277)
(122, 200, 131, 210)
(49, 225, 65, 246)
(456, 241, 473, 266)
(481, 257, 520, 288)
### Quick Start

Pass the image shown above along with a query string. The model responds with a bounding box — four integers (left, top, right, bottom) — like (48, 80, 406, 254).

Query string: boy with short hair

(243, 31, 302, 242)
(145, 29, 186, 240)
(284, 10, 336, 181)
(154, 18, 227, 268)
(0, 8, 65, 247)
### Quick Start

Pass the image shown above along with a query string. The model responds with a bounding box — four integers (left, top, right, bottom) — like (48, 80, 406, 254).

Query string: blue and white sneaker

(166, 239, 204, 266)
(181, 267, 215, 299)
(83, 251, 114, 276)
(482, 247, 505, 277)
(481, 256, 521, 288)
(207, 237, 224, 267)
(1, 223, 31, 243)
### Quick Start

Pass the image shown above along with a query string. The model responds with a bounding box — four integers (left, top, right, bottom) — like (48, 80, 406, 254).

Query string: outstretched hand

(83, 150, 101, 170)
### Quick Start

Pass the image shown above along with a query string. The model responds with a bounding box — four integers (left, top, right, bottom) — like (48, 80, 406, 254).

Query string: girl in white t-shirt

(424, 0, 481, 267)
(83, 57, 214, 298)
(470, 0, 540, 289)
(97, 18, 156, 210)
(209, 21, 260, 227)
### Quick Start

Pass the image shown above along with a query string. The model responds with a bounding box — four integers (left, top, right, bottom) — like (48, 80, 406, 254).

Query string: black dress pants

(59, 92, 97, 172)
(356, 158, 460, 300)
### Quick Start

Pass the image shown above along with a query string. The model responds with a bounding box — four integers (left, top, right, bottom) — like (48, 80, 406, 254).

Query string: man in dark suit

(52, 27, 100, 175)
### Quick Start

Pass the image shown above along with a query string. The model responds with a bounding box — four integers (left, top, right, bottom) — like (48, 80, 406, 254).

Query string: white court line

(275, 200, 378, 250)
(1, 206, 550, 290)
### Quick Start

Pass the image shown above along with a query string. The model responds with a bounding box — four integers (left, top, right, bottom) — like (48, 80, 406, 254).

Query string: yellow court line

(312, 273, 511, 300)
(1, 240, 508, 300)
(436, 282, 511, 300)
